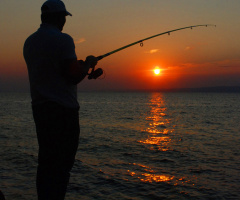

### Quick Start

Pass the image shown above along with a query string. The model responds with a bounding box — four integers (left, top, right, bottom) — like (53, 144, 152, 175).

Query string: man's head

(41, 0, 72, 31)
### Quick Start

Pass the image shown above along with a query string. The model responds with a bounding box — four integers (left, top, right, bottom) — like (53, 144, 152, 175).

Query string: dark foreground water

(0, 92, 239, 200)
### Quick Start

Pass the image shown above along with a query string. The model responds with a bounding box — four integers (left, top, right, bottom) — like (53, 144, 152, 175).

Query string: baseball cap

(41, 0, 72, 16)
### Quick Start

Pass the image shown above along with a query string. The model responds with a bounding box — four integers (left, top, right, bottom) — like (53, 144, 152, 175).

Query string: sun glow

(154, 67, 161, 75)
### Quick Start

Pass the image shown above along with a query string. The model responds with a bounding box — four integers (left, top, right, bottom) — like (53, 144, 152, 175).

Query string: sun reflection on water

(118, 93, 194, 190)
(139, 136, 171, 151)
(127, 163, 174, 183)
(126, 162, 194, 187)
(140, 173, 174, 183)
(138, 93, 173, 151)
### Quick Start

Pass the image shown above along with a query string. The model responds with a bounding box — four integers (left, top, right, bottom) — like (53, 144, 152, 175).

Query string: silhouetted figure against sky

(23, 0, 98, 199)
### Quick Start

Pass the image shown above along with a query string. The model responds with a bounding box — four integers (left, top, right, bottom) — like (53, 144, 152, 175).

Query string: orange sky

(0, 0, 240, 91)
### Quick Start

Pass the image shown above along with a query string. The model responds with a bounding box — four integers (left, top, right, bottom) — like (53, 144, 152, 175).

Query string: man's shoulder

(60, 32, 74, 43)
(26, 26, 73, 42)
(24, 31, 39, 48)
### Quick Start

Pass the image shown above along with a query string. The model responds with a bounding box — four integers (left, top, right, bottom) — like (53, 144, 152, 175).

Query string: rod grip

(97, 56, 104, 61)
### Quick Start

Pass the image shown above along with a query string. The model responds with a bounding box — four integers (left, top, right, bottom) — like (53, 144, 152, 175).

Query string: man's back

(24, 23, 79, 108)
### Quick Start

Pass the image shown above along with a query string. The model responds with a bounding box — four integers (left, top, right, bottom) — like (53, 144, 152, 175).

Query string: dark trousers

(32, 102, 80, 200)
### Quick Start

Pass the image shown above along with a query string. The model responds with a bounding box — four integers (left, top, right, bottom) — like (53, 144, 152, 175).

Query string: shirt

(24, 23, 79, 108)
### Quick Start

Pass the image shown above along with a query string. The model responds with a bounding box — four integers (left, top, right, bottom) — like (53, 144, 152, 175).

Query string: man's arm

(63, 56, 98, 84)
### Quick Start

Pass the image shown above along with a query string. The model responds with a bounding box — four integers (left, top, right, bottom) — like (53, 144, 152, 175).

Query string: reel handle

(88, 68, 103, 80)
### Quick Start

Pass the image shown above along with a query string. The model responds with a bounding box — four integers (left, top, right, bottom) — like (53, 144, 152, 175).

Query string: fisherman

(23, 0, 98, 199)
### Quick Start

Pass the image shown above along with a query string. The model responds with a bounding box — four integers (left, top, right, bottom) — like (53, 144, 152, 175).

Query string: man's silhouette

(23, 1, 98, 199)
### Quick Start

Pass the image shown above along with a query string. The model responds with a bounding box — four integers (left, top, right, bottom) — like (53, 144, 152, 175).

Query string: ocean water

(0, 92, 240, 200)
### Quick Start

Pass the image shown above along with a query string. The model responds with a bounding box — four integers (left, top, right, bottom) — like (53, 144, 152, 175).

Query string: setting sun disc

(154, 67, 161, 75)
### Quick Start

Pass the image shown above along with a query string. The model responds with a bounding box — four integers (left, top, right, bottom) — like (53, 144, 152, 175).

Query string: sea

(0, 92, 239, 200)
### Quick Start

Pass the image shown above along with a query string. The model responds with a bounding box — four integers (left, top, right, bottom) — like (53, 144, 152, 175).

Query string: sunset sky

(0, 0, 240, 92)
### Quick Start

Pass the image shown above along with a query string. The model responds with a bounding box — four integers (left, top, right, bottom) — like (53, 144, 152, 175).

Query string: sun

(154, 67, 161, 75)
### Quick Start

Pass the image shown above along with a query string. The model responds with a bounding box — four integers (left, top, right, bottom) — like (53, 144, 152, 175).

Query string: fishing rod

(88, 24, 216, 79)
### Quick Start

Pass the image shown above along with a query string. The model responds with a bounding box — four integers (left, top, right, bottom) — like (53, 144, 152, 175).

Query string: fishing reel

(88, 67, 103, 79)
